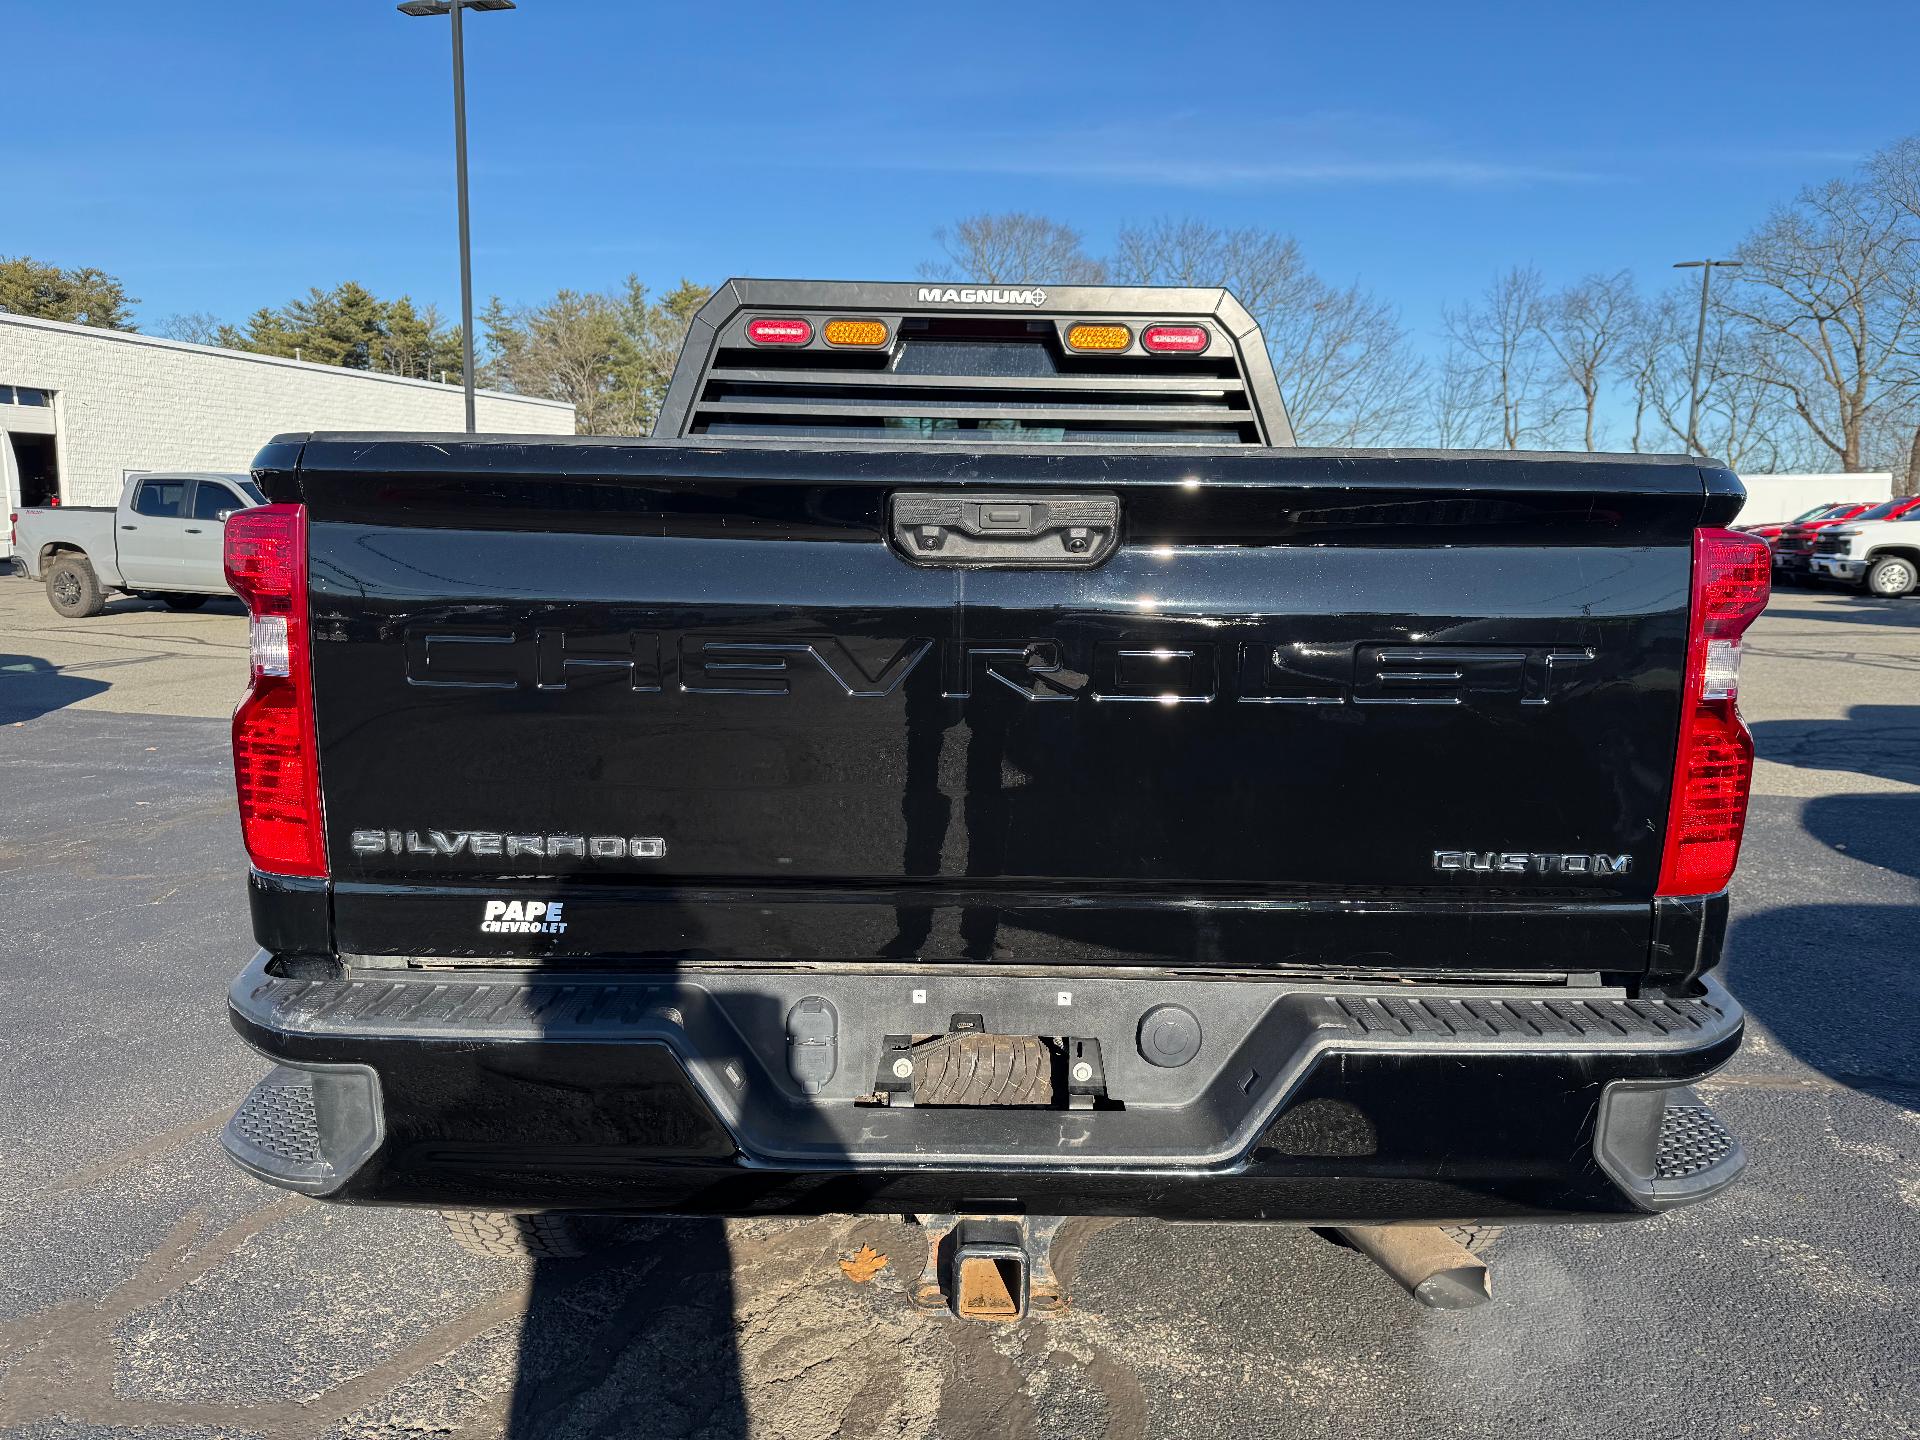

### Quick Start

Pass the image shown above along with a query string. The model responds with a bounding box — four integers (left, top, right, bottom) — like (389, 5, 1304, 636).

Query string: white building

(0, 313, 575, 557)
(1736, 471, 1894, 525)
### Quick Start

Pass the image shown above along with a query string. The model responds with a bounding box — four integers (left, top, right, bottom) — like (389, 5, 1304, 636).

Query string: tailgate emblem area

(1433, 850, 1631, 877)
(352, 829, 667, 862)
(891, 492, 1120, 567)
(481, 899, 568, 935)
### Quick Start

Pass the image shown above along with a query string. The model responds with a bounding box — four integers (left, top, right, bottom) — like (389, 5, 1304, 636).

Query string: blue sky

(6, 0, 1915, 349)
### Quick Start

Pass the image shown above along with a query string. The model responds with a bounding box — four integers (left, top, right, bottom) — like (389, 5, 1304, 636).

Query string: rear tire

(1441, 1224, 1505, 1255)
(159, 593, 209, 611)
(1866, 555, 1917, 597)
(440, 1209, 598, 1260)
(45, 555, 106, 618)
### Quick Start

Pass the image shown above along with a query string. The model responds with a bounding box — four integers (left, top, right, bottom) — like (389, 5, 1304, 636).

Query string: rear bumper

(222, 952, 1745, 1222)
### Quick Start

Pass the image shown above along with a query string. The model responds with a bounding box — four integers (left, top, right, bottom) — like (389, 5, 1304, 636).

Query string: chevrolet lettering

(404, 629, 1600, 707)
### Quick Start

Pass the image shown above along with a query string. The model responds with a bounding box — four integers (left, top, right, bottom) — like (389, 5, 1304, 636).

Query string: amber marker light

(823, 318, 889, 347)
(1066, 323, 1132, 352)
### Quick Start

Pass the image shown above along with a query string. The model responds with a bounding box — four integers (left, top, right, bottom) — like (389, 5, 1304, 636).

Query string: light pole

(398, 0, 516, 433)
(1672, 259, 1742, 456)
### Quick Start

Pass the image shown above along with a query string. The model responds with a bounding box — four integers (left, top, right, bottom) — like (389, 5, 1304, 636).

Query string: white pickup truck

(11, 472, 264, 617)
(1807, 501, 1920, 596)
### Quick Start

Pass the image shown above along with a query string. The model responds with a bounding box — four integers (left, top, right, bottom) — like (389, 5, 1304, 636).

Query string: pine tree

(0, 256, 138, 329)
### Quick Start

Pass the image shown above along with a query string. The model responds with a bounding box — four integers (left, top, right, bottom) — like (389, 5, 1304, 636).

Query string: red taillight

(226, 503, 326, 877)
(1657, 528, 1770, 896)
(745, 317, 811, 346)
(1141, 323, 1210, 353)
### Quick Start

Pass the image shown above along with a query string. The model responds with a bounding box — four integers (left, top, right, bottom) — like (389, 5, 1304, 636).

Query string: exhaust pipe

(1335, 1225, 1491, 1309)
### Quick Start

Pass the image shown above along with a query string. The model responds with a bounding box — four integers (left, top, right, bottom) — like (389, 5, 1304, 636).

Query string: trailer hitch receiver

(910, 1214, 1071, 1321)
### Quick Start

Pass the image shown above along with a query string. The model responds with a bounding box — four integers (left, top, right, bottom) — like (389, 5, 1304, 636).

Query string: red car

(1740, 501, 1868, 544)
(1773, 497, 1920, 578)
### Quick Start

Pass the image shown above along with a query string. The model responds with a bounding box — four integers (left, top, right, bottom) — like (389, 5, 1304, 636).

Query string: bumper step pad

(1657, 1104, 1737, 1181)
(1598, 1087, 1745, 1211)
(221, 1062, 383, 1196)
(231, 1075, 323, 1166)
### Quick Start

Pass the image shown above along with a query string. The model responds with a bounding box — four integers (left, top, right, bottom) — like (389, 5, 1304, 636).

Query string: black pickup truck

(219, 281, 1768, 1314)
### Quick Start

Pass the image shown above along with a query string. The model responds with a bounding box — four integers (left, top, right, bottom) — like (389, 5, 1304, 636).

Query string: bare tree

(1274, 281, 1427, 445)
(1869, 133, 1920, 226)
(1857, 400, 1920, 484)
(1716, 177, 1920, 471)
(1618, 300, 1663, 457)
(1542, 271, 1636, 450)
(1868, 134, 1920, 492)
(1428, 348, 1496, 450)
(1441, 267, 1570, 449)
(1619, 289, 1801, 471)
(1112, 218, 1425, 444)
(919, 213, 1106, 284)
(153, 311, 225, 345)
(1113, 220, 1302, 314)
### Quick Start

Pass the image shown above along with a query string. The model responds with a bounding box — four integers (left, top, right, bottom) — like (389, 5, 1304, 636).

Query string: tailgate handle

(891, 492, 1120, 568)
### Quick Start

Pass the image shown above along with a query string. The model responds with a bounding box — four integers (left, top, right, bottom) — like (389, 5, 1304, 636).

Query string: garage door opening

(8, 432, 60, 508)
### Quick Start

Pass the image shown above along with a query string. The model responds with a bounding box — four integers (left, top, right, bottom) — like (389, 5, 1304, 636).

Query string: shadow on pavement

(1725, 898, 1920, 1111)
(1750, 703, 1920, 786)
(110, 593, 248, 617)
(1762, 591, 1920, 625)
(1725, 787, 1920, 1110)
(1800, 791, 1920, 884)
(509, 1221, 746, 1436)
(0, 653, 110, 722)
(494, 970, 759, 1436)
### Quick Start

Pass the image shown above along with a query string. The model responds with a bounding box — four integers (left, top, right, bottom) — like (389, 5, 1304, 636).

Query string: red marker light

(746, 317, 812, 346)
(1141, 324, 1210, 353)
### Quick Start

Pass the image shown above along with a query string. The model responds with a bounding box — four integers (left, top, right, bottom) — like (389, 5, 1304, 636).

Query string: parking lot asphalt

(0, 571, 1915, 1440)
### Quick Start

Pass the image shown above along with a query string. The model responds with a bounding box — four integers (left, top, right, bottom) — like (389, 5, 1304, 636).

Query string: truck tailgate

(272, 437, 1739, 974)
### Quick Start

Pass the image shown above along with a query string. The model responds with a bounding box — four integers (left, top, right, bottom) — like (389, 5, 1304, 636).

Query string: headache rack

(653, 279, 1294, 446)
